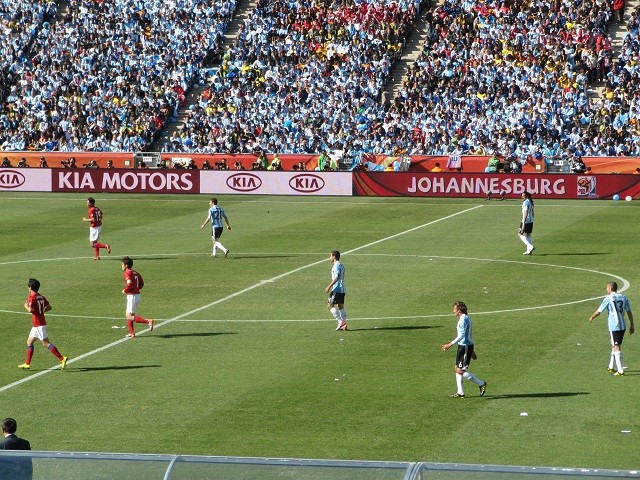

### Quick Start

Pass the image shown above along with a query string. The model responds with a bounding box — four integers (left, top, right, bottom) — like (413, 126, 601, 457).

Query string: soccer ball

(612, 194, 620, 201)
(625, 196, 632, 202)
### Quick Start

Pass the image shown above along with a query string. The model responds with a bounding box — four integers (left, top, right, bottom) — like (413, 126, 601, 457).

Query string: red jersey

(26, 291, 49, 327)
(87, 206, 103, 227)
(123, 268, 144, 294)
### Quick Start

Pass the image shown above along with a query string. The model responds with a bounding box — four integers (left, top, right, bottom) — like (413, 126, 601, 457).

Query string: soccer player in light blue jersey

(441, 301, 487, 398)
(518, 191, 535, 255)
(589, 281, 635, 375)
(325, 251, 347, 331)
(200, 198, 232, 258)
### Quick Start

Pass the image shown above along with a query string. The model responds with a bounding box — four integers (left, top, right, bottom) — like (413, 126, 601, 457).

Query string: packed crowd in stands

(167, 0, 422, 155)
(0, 0, 235, 152)
(2, 0, 640, 164)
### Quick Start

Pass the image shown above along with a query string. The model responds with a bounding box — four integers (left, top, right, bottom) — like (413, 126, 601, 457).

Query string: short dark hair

(2, 418, 18, 434)
(28, 278, 40, 292)
(210, 198, 218, 205)
(453, 301, 467, 314)
(331, 251, 340, 260)
(122, 256, 133, 269)
(609, 281, 618, 292)
(87, 197, 95, 205)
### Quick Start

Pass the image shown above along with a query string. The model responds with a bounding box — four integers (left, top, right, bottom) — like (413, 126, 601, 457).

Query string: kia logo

(289, 174, 325, 193)
(0, 170, 26, 188)
(227, 173, 261, 191)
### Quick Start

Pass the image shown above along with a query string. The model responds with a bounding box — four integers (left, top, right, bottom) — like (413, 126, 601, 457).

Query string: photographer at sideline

(39, 157, 48, 168)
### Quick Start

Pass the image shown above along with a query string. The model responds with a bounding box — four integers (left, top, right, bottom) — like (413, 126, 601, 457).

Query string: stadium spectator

(0, 417, 32, 480)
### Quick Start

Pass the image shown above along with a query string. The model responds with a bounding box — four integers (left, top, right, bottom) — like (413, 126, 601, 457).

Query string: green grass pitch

(0, 192, 638, 470)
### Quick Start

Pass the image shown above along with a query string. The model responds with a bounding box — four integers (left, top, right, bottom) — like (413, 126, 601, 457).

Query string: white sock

(614, 351, 623, 373)
(526, 235, 534, 249)
(214, 241, 227, 254)
(456, 373, 464, 394)
(330, 307, 340, 321)
(339, 308, 346, 322)
(609, 352, 615, 370)
(519, 234, 531, 248)
(463, 371, 483, 386)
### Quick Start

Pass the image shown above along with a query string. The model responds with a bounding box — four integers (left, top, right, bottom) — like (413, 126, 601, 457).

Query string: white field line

(0, 205, 483, 393)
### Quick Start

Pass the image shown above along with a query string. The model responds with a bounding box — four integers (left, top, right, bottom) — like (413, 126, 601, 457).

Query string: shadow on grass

(154, 332, 238, 339)
(219, 255, 299, 260)
(488, 392, 589, 399)
(349, 325, 442, 332)
(72, 364, 162, 372)
(530, 253, 608, 257)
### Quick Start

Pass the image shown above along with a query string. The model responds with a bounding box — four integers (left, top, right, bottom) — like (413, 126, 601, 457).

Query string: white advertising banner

(200, 171, 352, 196)
(0, 169, 52, 191)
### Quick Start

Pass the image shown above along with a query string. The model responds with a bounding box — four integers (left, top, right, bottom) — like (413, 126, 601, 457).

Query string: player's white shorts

(29, 326, 48, 341)
(126, 294, 141, 314)
(89, 226, 102, 242)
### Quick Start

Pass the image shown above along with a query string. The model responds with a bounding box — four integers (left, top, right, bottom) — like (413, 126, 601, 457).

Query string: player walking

(325, 250, 347, 331)
(18, 278, 68, 370)
(441, 301, 487, 398)
(518, 191, 535, 255)
(122, 257, 154, 338)
(82, 197, 111, 260)
(589, 281, 634, 375)
(200, 198, 231, 257)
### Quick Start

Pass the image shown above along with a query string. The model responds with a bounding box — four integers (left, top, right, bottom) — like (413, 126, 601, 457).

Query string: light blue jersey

(597, 292, 632, 331)
(208, 205, 228, 228)
(522, 198, 534, 224)
(452, 314, 474, 346)
(330, 261, 345, 294)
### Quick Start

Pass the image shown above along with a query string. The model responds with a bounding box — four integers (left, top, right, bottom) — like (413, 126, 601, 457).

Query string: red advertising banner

(200, 171, 352, 196)
(353, 172, 640, 199)
(52, 169, 200, 194)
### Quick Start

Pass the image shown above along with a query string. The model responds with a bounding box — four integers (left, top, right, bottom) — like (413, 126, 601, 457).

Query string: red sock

(95, 242, 108, 249)
(26, 345, 34, 364)
(48, 344, 63, 361)
(134, 315, 148, 324)
(94, 246, 100, 257)
(127, 320, 135, 334)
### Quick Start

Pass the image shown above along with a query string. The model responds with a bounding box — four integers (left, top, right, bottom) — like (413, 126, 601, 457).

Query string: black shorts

(212, 226, 224, 240)
(520, 222, 533, 234)
(610, 330, 625, 346)
(328, 292, 345, 306)
(455, 344, 474, 370)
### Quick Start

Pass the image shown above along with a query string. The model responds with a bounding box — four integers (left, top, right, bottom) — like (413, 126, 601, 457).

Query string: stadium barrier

(0, 451, 638, 479)
(1, 168, 639, 199)
(2, 152, 639, 174)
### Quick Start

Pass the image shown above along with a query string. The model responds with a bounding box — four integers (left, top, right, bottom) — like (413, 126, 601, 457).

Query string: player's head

(210, 198, 218, 205)
(28, 278, 40, 292)
(1, 418, 17, 434)
(608, 281, 618, 292)
(331, 251, 340, 261)
(87, 197, 95, 206)
(453, 301, 467, 315)
(122, 256, 133, 269)
(522, 191, 531, 201)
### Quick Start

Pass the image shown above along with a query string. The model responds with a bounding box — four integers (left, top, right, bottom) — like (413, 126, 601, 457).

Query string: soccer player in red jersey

(18, 278, 68, 370)
(82, 197, 111, 260)
(121, 257, 154, 337)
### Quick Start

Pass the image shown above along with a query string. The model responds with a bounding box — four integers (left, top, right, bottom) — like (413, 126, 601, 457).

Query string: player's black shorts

(328, 292, 345, 305)
(610, 330, 625, 346)
(212, 226, 224, 240)
(520, 222, 534, 234)
(456, 344, 474, 370)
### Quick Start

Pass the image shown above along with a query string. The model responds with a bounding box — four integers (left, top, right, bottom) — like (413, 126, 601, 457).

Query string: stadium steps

(587, 0, 638, 99)
(151, 0, 259, 151)
(381, 7, 432, 107)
